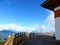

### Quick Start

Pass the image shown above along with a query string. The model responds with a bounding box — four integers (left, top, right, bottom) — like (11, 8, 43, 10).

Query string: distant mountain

(0, 30, 14, 33)
(0, 30, 15, 42)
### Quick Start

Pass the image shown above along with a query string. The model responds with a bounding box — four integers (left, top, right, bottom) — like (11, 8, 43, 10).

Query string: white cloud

(0, 23, 44, 33)
(35, 24, 45, 33)
(26, 27, 35, 32)
(0, 23, 36, 32)
(41, 25, 46, 33)
(0, 25, 4, 31)
(35, 24, 41, 31)
(45, 11, 55, 32)
(33, 11, 55, 33)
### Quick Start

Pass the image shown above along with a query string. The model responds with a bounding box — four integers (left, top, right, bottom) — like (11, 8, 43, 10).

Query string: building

(41, 0, 60, 40)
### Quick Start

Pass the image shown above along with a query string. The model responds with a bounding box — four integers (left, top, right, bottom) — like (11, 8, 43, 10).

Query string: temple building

(41, 0, 60, 40)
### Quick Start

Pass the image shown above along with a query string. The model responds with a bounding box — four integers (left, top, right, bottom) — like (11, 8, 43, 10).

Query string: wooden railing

(4, 32, 30, 45)
(4, 33, 15, 45)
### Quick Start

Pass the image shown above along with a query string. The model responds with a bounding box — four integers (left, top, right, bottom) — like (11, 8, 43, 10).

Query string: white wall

(55, 17, 60, 40)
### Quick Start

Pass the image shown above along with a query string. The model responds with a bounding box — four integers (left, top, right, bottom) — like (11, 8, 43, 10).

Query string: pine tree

(4, 37, 7, 42)
(0, 34, 1, 42)
(0, 34, 1, 40)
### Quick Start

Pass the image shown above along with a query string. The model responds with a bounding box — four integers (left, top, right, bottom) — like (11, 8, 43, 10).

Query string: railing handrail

(4, 39, 11, 45)
(4, 33, 15, 45)
(4, 33, 30, 45)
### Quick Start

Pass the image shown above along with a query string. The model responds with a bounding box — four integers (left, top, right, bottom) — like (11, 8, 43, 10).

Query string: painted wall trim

(54, 6, 60, 11)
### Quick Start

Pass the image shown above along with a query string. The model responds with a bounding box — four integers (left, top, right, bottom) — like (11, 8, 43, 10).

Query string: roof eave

(40, 0, 54, 11)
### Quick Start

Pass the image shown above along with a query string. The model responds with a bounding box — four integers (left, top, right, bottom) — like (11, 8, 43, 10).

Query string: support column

(54, 6, 60, 40)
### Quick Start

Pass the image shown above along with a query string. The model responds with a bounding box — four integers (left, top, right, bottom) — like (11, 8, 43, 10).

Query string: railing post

(4, 35, 11, 45)
(4, 33, 15, 45)
(11, 33, 15, 45)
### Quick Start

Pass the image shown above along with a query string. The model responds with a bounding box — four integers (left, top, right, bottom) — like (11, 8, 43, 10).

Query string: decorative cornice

(54, 6, 60, 11)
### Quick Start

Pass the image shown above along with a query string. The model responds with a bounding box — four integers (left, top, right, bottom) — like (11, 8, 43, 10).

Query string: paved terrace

(21, 35, 60, 45)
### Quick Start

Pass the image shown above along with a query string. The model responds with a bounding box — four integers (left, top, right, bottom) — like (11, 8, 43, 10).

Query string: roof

(41, 0, 60, 11)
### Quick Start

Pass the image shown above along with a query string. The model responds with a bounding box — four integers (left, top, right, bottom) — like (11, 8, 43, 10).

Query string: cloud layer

(0, 11, 55, 33)
(0, 23, 45, 33)
(0, 23, 36, 32)
(45, 11, 55, 32)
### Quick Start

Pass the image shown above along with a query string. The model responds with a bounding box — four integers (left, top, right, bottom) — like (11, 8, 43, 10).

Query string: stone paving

(22, 35, 60, 45)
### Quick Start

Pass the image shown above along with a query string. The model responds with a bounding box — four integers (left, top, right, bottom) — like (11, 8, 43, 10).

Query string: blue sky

(0, 0, 55, 32)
